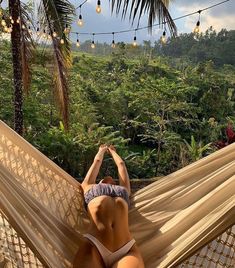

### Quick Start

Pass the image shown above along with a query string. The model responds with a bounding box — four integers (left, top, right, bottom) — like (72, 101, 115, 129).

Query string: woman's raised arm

(82, 145, 108, 189)
(108, 145, 131, 195)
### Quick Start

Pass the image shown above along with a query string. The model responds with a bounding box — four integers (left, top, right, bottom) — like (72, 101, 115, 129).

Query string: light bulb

(22, 24, 26, 30)
(47, 34, 52, 40)
(78, 14, 83, 27)
(7, 26, 13, 33)
(1, 19, 6, 27)
(96, 0, 101, 13)
(76, 39, 80, 47)
(193, 21, 200, 34)
(64, 24, 70, 34)
(91, 41, 95, 49)
(4, 26, 8, 32)
(42, 30, 47, 39)
(60, 38, 65, 44)
(28, 26, 32, 34)
(16, 17, 20, 24)
(36, 27, 40, 36)
(160, 31, 167, 44)
(9, 16, 14, 24)
(111, 40, 115, 48)
(52, 30, 57, 38)
(133, 36, 137, 47)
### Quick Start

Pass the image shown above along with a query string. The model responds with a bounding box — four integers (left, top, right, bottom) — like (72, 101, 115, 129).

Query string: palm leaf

(38, 0, 75, 129)
(110, 0, 177, 36)
(19, 2, 35, 94)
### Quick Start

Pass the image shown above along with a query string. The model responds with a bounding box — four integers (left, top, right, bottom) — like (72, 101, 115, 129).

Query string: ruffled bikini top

(84, 183, 130, 209)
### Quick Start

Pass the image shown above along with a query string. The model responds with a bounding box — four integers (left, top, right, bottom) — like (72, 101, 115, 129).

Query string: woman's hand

(108, 145, 116, 154)
(98, 144, 108, 155)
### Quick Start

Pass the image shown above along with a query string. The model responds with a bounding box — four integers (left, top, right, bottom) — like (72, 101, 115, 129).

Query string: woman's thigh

(73, 238, 105, 268)
(112, 245, 145, 268)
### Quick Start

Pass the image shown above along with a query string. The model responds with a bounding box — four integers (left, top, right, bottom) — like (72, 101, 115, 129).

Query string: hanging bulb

(193, 21, 200, 34)
(42, 29, 47, 39)
(133, 36, 137, 47)
(52, 30, 57, 38)
(96, 0, 101, 14)
(64, 23, 70, 34)
(47, 33, 52, 41)
(7, 25, 13, 33)
(9, 16, 14, 24)
(16, 17, 20, 24)
(4, 26, 8, 32)
(22, 24, 26, 30)
(1, 17, 6, 27)
(91, 40, 95, 49)
(28, 25, 32, 34)
(78, 14, 83, 27)
(36, 27, 40, 36)
(60, 38, 65, 44)
(111, 40, 115, 48)
(160, 31, 167, 44)
(76, 39, 80, 47)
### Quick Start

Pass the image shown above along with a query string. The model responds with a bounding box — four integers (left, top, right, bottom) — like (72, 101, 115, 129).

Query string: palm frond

(19, 2, 35, 94)
(110, 0, 177, 36)
(39, 0, 75, 129)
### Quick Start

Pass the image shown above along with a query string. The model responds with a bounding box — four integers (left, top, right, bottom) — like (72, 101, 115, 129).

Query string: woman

(73, 145, 145, 268)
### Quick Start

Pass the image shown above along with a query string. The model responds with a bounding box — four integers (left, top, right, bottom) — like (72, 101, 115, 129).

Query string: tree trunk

(9, 0, 23, 135)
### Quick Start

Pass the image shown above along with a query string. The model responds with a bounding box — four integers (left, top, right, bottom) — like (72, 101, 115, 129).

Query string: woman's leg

(111, 244, 145, 268)
(73, 238, 105, 268)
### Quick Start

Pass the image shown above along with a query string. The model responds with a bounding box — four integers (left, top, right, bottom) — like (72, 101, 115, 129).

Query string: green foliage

(1, 38, 235, 179)
(184, 136, 213, 162)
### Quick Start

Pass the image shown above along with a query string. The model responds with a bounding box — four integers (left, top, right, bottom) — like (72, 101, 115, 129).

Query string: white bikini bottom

(83, 233, 136, 267)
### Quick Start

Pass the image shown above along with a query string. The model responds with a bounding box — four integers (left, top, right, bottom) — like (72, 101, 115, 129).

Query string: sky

(69, 0, 235, 44)
(1, 0, 235, 44)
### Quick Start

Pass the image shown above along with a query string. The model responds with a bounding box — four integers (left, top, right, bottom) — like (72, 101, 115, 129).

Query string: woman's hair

(99, 176, 116, 185)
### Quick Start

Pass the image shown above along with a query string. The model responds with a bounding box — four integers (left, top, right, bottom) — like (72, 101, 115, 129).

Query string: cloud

(173, 0, 235, 32)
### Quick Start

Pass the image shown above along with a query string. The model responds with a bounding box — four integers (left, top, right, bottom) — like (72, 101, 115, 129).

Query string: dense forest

(1, 27, 235, 180)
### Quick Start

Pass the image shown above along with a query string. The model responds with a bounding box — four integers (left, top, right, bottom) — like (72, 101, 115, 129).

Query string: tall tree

(5, 0, 74, 135)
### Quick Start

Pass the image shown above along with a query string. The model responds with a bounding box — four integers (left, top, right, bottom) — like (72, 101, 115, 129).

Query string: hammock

(0, 120, 234, 268)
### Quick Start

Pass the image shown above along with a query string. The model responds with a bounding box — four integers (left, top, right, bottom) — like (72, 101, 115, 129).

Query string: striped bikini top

(84, 183, 130, 209)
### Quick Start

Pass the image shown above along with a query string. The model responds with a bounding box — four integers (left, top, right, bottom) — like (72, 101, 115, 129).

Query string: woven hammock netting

(0, 120, 234, 268)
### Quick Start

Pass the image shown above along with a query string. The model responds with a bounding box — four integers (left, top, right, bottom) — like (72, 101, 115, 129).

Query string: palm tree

(110, 0, 177, 35)
(3, 0, 175, 135)
(5, 0, 74, 135)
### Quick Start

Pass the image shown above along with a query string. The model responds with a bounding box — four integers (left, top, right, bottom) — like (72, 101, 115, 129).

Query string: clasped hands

(98, 144, 116, 156)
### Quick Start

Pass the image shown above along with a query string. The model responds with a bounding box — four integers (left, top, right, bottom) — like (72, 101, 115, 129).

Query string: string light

(52, 29, 57, 38)
(133, 30, 137, 47)
(194, 10, 201, 34)
(60, 38, 65, 44)
(78, 6, 83, 27)
(42, 29, 47, 39)
(91, 33, 95, 48)
(111, 32, 115, 48)
(160, 22, 167, 44)
(36, 23, 40, 36)
(64, 15, 70, 34)
(0, 0, 229, 48)
(76, 33, 80, 47)
(96, 0, 101, 14)
(1, 16, 6, 27)
(9, 16, 14, 24)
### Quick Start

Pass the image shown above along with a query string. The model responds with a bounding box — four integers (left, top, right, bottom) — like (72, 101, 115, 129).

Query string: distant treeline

(73, 27, 235, 67)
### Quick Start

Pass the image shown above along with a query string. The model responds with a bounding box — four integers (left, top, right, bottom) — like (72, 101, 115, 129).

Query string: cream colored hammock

(0, 120, 234, 268)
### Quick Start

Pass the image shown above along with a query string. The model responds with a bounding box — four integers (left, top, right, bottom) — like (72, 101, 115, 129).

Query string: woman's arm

(108, 146, 131, 195)
(82, 145, 107, 189)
